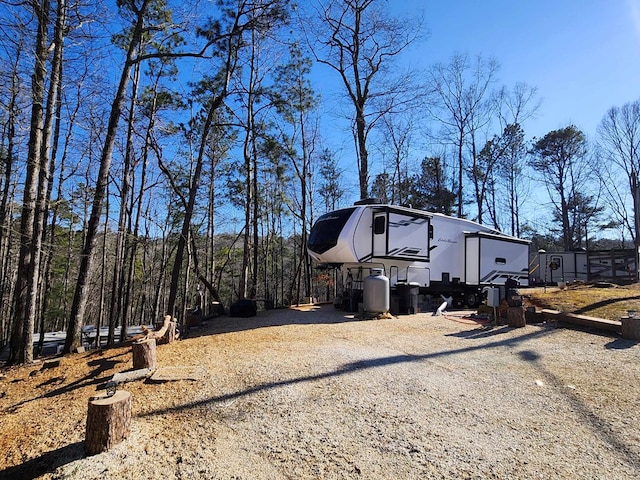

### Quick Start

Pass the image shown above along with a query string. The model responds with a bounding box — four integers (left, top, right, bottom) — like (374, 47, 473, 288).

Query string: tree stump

(85, 390, 132, 455)
(622, 317, 640, 340)
(506, 306, 526, 328)
(132, 337, 157, 370)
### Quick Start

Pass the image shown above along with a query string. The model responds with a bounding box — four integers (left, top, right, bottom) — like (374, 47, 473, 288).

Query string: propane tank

(363, 268, 390, 313)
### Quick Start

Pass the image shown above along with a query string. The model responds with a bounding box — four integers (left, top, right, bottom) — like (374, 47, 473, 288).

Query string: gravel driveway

(2, 304, 639, 479)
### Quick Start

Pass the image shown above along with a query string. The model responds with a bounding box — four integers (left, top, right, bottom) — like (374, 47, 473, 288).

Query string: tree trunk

(37, 0, 68, 357)
(457, 130, 464, 218)
(0, 35, 23, 354)
(116, 56, 142, 345)
(633, 173, 640, 282)
(506, 306, 526, 328)
(166, 22, 238, 315)
(166, 94, 227, 317)
(65, 0, 152, 354)
(356, 109, 369, 199)
(10, 0, 51, 365)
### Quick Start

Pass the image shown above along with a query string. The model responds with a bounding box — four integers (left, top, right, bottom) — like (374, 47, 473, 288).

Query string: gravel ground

(1, 304, 639, 479)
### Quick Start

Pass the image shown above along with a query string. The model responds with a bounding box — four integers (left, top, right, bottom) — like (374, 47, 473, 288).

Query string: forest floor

(1, 283, 640, 479)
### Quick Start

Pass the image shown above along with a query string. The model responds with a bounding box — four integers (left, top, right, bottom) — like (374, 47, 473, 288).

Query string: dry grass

(524, 282, 640, 320)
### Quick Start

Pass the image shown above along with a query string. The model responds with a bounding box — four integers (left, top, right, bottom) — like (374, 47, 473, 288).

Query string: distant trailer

(530, 249, 637, 285)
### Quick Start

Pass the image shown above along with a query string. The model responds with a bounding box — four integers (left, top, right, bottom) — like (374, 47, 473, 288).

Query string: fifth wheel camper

(307, 200, 530, 312)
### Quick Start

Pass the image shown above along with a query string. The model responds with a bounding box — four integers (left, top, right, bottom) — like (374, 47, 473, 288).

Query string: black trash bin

(396, 282, 419, 314)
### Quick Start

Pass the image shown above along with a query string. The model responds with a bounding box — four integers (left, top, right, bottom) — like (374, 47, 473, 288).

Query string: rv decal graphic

(388, 247, 423, 256)
(389, 217, 429, 228)
(481, 270, 528, 283)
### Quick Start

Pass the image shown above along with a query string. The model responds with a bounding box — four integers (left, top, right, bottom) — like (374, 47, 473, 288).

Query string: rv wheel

(465, 291, 480, 308)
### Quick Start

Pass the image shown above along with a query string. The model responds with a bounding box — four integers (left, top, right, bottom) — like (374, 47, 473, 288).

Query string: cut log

(622, 316, 640, 340)
(506, 306, 526, 328)
(111, 368, 154, 385)
(132, 337, 157, 370)
(156, 320, 177, 345)
(143, 315, 171, 339)
(142, 315, 178, 344)
(85, 390, 132, 455)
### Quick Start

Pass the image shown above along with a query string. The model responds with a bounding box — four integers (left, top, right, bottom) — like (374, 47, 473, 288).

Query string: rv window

(495, 257, 507, 265)
(428, 224, 434, 239)
(307, 207, 356, 254)
(374, 216, 386, 235)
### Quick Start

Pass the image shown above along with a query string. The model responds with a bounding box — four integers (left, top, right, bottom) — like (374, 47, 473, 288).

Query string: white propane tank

(363, 268, 390, 313)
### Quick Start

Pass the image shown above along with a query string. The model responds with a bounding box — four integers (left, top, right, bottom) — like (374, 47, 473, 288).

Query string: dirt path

(1, 304, 639, 479)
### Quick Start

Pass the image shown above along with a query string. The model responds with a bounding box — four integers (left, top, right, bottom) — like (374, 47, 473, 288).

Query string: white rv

(307, 201, 530, 310)
(530, 249, 636, 285)
(529, 251, 588, 285)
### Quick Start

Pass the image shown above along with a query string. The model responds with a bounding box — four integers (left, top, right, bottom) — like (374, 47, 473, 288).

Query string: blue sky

(404, 0, 640, 140)
(309, 0, 640, 222)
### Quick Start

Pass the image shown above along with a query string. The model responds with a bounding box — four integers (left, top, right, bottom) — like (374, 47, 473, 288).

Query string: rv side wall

(476, 236, 530, 286)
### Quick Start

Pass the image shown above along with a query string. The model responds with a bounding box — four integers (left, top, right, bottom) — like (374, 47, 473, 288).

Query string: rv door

(372, 212, 387, 257)
(549, 255, 564, 283)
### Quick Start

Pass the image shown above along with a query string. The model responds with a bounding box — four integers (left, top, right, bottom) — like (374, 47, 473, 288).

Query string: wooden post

(506, 306, 526, 328)
(622, 317, 640, 340)
(85, 390, 132, 455)
(132, 337, 157, 370)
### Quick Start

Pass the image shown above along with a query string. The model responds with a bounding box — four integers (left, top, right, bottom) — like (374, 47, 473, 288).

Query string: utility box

(485, 287, 500, 307)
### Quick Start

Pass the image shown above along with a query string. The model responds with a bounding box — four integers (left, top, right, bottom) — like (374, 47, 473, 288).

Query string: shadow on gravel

(139, 326, 552, 420)
(605, 337, 639, 350)
(181, 304, 388, 339)
(445, 325, 517, 340)
(515, 345, 640, 471)
(0, 442, 84, 480)
(138, 321, 640, 471)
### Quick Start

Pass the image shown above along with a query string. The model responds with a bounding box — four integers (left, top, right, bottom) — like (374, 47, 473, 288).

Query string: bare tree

(597, 100, 640, 255)
(494, 83, 539, 235)
(496, 82, 540, 130)
(0, 19, 27, 354)
(163, 0, 288, 317)
(427, 52, 499, 219)
(65, 0, 161, 353)
(9, 0, 53, 364)
(305, 0, 422, 200)
(494, 123, 528, 236)
(378, 114, 414, 205)
(272, 43, 318, 303)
